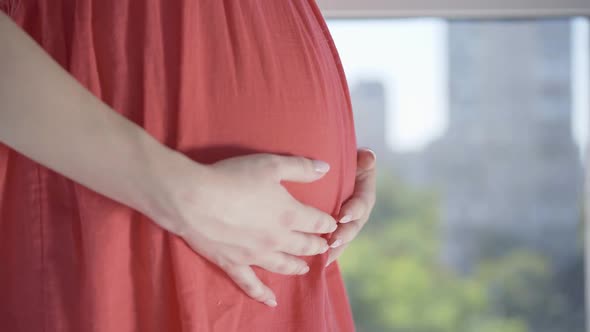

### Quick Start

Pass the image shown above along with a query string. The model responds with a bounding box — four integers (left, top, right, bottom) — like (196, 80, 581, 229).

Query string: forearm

(0, 12, 199, 225)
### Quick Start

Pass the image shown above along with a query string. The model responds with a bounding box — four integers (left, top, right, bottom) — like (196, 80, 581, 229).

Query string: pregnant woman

(0, 1, 376, 331)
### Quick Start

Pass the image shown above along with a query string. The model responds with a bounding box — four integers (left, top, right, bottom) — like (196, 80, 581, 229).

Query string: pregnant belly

(156, 51, 353, 223)
(178, 93, 355, 218)
(167, 9, 357, 218)
(53, 0, 359, 220)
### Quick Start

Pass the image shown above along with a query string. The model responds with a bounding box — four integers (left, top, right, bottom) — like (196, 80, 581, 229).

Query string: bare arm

(0, 11, 193, 227)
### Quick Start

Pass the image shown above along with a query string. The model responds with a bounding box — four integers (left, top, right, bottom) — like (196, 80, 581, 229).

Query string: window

(326, 16, 589, 332)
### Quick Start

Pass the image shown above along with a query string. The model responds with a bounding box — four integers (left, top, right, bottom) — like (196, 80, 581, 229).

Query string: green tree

(339, 173, 528, 332)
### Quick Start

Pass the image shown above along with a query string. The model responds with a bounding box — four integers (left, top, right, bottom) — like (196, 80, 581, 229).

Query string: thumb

(268, 155, 330, 183)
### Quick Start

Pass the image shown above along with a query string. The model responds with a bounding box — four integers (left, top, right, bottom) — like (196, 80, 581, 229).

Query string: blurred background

(317, 1, 590, 331)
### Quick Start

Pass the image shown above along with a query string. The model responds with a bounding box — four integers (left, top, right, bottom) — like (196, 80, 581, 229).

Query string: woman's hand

(326, 148, 377, 267)
(151, 152, 338, 308)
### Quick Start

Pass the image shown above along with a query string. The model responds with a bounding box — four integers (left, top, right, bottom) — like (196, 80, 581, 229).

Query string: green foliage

(338, 171, 584, 332)
(476, 251, 553, 319)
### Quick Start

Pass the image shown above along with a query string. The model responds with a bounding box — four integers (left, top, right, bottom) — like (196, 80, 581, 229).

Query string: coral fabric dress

(0, 0, 358, 331)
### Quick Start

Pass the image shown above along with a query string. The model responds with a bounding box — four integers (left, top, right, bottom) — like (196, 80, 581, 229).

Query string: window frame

(316, 0, 590, 19)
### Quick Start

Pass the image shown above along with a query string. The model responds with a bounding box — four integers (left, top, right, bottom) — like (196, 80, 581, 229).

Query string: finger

(327, 219, 364, 248)
(252, 252, 310, 275)
(338, 158, 377, 222)
(279, 204, 337, 234)
(278, 231, 329, 256)
(264, 154, 330, 183)
(338, 196, 369, 224)
(356, 148, 377, 174)
(326, 242, 349, 268)
(224, 265, 278, 307)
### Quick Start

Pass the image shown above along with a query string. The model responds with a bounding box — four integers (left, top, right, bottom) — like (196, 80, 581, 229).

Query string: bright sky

(327, 18, 589, 158)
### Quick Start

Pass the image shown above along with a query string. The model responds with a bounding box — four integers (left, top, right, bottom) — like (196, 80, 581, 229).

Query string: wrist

(134, 142, 212, 235)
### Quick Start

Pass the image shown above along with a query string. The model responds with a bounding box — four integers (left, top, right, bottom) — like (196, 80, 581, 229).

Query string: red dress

(0, 1, 358, 331)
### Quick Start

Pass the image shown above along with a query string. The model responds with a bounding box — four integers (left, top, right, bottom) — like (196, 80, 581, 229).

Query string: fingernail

(264, 299, 278, 307)
(361, 147, 377, 160)
(320, 245, 329, 254)
(312, 160, 330, 173)
(329, 223, 338, 233)
(299, 265, 310, 274)
(339, 214, 353, 223)
(330, 239, 343, 248)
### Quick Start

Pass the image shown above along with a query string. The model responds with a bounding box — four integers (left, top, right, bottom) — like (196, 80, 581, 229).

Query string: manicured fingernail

(264, 299, 277, 307)
(329, 223, 338, 233)
(361, 147, 377, 160)
(339, 214, 353, 223)
(320, 245, 329, 253)
(330, 239, 343, 248)
(312, 160, 330, 173)
(299, 265, 310, 274)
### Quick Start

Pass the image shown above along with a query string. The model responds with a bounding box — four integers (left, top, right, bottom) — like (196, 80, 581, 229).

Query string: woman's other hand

(326, 148, 377, 267)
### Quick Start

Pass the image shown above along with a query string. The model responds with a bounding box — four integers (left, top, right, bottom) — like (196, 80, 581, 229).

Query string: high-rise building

(350, 80, 391, 163)
(347, 21, 582, 274)
(424, 20, 583, 272)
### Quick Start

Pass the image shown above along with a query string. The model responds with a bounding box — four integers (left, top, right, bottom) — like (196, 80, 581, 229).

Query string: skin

(0, 11, 377, 308)
(167, 152, 338, 307)
(327, 148, 377, 267)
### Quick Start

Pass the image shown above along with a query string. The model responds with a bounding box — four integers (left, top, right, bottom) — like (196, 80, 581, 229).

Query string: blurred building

(349, 20, 583, 274)
(350, 80, 392, 165)
(418, 20, 583, 272)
